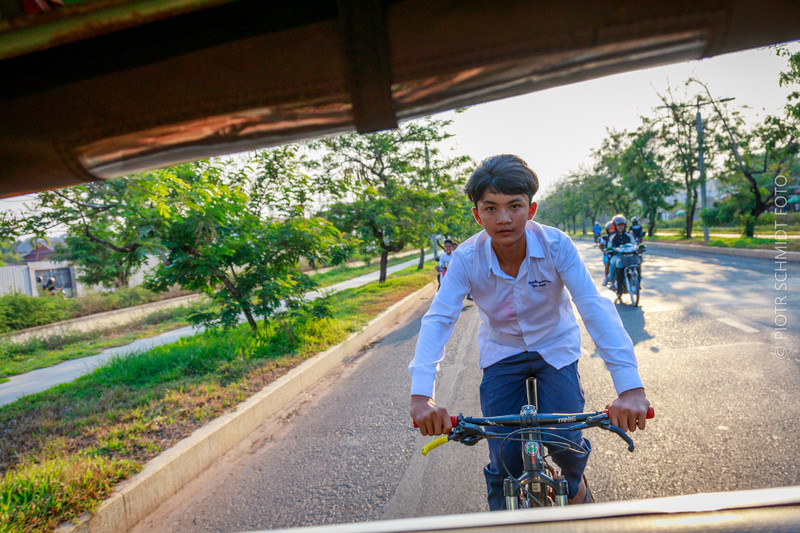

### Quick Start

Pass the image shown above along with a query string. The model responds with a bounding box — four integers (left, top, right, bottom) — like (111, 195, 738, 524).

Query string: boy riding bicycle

(436, 239, 455, 290)
(409, 154, 650, 508)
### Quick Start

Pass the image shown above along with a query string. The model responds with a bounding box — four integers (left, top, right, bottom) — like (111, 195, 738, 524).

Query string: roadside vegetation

(0, 251, 429, 382)
(0, 304, 201, 383)
(537, 46, 799, 239)
(646, 233, 800, 252)
(0, 286, 191, 335)
(0, 266, 435, 533)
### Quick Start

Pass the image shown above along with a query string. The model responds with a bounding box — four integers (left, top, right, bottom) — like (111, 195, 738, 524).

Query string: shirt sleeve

(554, 235, 644, 394)
(408, 250, 470, 398)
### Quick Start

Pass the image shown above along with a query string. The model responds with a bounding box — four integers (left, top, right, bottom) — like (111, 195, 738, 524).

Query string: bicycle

(609, 243, 645, 306)
(415, 377, 654, 508)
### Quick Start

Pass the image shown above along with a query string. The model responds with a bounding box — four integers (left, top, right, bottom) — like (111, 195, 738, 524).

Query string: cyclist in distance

(409, 155, 650, 509)
(600, 220, 614, 286)
(605, 215, 638, 292)
(630, 216, 645, 244)
(592, 220, 602, 243)
(436, 239, 455, 290)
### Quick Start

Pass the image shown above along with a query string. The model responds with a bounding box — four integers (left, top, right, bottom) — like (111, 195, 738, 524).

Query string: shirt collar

(484, 222, 545, 278)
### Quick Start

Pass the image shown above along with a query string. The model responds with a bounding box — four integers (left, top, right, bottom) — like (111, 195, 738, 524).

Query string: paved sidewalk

(0, 255, 432, 407)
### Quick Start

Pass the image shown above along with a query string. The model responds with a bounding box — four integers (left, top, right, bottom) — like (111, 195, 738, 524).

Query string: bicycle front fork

(503, 476, 569, 508)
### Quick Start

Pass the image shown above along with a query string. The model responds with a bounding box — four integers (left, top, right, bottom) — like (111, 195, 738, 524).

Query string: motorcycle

(609, 243, 645, 306)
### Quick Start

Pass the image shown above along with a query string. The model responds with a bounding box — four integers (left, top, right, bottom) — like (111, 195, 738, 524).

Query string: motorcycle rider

(630, 216, 644, 244)
(605, 215, 638, 292)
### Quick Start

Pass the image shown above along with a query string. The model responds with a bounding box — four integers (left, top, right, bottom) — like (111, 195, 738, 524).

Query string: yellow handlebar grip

(421, 435, 450, 456)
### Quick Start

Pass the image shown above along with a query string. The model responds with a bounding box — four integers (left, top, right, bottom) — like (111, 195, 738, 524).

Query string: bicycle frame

(416, 385, 653, 509)
(504, 378, 569, 508)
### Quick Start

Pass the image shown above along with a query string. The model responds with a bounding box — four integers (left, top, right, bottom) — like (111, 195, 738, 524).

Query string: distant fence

(0, 257, 158, 297)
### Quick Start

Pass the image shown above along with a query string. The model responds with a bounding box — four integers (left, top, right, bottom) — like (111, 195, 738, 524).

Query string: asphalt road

(130, 241, 800, 533)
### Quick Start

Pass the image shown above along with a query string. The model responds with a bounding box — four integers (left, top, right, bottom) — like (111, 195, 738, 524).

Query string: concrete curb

(58, 281, 437, 533)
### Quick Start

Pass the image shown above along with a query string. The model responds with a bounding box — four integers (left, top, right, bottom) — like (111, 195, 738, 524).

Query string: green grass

(311, 252, 425, 287)
(0, 305, 199, 383)
(0, 255, 429, 382)
(646, 234, 800, 251)
(0, 266, 436, 533)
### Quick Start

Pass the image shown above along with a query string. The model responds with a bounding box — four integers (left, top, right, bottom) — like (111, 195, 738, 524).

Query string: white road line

(716, 317, 760, 333)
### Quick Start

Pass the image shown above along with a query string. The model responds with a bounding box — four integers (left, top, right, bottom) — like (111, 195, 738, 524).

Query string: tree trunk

(379, 250, 389, 283)
(418, 248, 425, 270)
(685, 188, 698, 239)
(744, 216, 756, 238)
(242, 307, 259, 334)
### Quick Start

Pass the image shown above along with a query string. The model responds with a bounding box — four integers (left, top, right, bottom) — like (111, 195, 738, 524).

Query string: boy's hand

(607, 388, 650, 432)
(411, 395, 453, 436)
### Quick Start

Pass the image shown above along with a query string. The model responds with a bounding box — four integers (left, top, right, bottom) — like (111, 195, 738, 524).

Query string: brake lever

(569, 414, 635, 452)
(606, 424, 635, 452)
(450, 420, 489, 446)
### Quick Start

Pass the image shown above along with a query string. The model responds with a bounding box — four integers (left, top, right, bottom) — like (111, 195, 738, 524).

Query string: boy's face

(472, 191, 536, 248)
(444, 243, 454, 254)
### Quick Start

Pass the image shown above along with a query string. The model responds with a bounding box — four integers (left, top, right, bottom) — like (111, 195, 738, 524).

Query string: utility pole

(425, 144, 438, 260)
(660, 96, 734, 242)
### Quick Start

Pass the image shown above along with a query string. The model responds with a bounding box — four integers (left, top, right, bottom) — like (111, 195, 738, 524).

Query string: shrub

(0, 293, 71, 334)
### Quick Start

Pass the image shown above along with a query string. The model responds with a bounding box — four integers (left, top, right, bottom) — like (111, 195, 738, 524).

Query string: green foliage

(653, 81, 725, 238)
(696, 49, 800, 237)
(0, 287, 180, 335)
(314, 117, 472, 281)
(0, 240, 20, 266)
(0, 292, 69, 333)
(10, 151, 347, 335)
(618, 125, 676, 235)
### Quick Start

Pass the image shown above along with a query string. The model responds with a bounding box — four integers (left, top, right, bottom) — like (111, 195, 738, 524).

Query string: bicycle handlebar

(414, 407, 654, 455)
(414, 407, 653, 430)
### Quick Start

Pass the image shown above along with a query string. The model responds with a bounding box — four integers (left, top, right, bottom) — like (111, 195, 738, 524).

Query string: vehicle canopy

(1, 0, 799, 197)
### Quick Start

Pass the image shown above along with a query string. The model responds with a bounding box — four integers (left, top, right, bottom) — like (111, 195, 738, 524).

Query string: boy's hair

(465, 154, 539, 207)
(444, 239, 454, 246)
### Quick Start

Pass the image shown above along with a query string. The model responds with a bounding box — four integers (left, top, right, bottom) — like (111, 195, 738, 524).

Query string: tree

(654, 82, 723, 238)
(11, 152, 343, 334)
(52, 234, 143, 288)
(619, 125, 676, 236)
(593, 130, 638, 217)
(0, 239, 20, 266)
(696, 58, 799, 236)
(313, 117, 470, 282)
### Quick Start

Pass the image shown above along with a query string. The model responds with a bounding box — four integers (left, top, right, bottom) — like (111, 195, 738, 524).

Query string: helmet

(612, 214, 627, 226)
(605, 221, 614, 230)
(631, 216, 639, 223)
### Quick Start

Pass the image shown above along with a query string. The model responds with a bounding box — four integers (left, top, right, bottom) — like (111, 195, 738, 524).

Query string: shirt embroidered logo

(529, 279, 551, 288)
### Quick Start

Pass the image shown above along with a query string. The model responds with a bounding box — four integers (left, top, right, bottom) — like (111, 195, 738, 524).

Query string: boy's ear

(528, 202, 538, 220)
(472, 206, 484, 226)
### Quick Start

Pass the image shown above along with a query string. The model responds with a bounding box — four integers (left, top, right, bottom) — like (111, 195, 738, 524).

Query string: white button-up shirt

(409, 221, 643, 399)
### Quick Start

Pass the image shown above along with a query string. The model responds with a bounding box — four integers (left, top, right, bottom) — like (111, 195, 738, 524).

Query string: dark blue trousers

(480, 351, 591, 510)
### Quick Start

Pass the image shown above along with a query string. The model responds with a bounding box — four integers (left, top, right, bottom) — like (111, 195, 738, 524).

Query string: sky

(436, 41, 798, 196)
(2, 41, 797, 221)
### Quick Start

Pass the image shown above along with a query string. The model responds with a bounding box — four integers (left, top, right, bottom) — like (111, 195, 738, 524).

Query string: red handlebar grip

(413, 416, 459, 429)
(603, 407, 655, 419)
